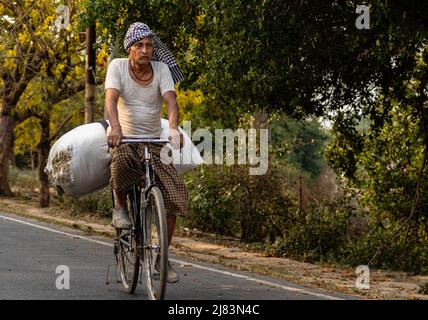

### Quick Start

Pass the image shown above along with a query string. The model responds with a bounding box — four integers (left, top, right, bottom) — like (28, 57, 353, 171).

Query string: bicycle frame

(128, 145, 156, 253)
(111, 136, 169, 214)
(119, 137, 169, 238)
(111, 137, 170, 298)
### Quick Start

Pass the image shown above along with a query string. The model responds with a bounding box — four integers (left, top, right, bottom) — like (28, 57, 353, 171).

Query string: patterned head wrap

(124, 22, 185, 84)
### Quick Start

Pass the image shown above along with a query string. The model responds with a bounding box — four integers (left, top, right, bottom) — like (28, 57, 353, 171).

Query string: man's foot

(153, 257, 180, 283)
(112, 207, 131, 229)
(167, 261, 180, 283)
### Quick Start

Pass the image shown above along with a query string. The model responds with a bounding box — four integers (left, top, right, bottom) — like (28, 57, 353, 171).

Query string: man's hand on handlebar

(168, 128, 184, 150)
(108, 125, 123, 148)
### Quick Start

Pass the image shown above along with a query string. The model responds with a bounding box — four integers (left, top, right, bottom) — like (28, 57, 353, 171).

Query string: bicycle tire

(115, 191, 141, 294)
(142, 186, 168, 300)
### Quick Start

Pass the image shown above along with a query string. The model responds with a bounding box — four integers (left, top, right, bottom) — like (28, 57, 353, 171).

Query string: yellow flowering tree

(0, 0, 94, 206)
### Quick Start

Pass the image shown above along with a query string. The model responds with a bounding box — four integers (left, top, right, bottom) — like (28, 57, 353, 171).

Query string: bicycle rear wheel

(142, 186, 168, 300)
(115, 190, 141, 294)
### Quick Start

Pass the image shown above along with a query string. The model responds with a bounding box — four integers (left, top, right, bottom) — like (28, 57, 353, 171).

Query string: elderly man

(105, 22, 188, 283)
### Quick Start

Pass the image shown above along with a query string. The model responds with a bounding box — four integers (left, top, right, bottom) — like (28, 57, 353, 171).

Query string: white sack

(46, 119, 203, 197)
(45, 121, 111, 197)
(160, 119, 204, 174)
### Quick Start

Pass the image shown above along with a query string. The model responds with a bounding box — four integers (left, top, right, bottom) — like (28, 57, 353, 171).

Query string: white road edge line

(0, 213, 344, 300)
(169, 258, 343, 300)
(0, 214, 113, 248)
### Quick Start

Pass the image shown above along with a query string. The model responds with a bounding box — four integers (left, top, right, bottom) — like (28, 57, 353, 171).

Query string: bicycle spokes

(143, 188, 168, 300)
(113, 183, 168, 299)
(115, 228, 140, 293)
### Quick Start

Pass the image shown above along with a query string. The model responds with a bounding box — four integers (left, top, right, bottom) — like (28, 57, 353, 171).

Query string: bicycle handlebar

(121, 136, 170, 144)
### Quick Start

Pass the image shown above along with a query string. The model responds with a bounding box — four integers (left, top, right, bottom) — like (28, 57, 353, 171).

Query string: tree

(31, 76, 84, 208)
(0, 0, 88, 203)
(326, 45, 428, 227)
(78, 0, 428, 133)
(189, 0, 427, 127)
(14, 117, 39, 169)
(0, 0, 47, 195)
(79, 0, 199, 63)
(271, 116, 330, 179)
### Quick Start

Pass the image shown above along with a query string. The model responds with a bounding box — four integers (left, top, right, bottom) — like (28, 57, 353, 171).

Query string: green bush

(342, 220, 428, 274)
(265, 203, 351, 263)
(185, 165, 241, 237)
(58, 187, 112, 217)
(95, 188, 113, 218)
(184, 161, 299, 242)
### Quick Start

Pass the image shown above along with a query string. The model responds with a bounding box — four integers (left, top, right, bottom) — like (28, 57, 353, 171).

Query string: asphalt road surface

(0, 211, 357, 300)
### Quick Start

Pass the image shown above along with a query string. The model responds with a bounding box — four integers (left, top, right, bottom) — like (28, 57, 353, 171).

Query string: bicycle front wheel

(115, 190, 141, 294)
(142, 186, 168, 300)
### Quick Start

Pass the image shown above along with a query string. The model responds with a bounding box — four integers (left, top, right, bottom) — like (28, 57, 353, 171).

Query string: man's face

(129, 37, 154, 65)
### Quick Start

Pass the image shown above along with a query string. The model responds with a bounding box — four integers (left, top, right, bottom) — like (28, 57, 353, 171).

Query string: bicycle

(111, 137, 170, 300)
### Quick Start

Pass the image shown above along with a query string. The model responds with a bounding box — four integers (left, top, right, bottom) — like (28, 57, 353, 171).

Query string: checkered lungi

(110, 143, 188, 217)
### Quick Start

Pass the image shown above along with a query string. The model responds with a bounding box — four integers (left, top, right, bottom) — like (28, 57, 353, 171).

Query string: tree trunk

(38, 114, 51, 207)
(0, 115, 16, 196)
(9, 131, 16, 166)
(30, 150, 35, 170)
(85, 25, 96, 123)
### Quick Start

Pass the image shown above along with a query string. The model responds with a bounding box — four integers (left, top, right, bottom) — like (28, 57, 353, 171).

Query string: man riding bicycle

(105, 22, 188, 284)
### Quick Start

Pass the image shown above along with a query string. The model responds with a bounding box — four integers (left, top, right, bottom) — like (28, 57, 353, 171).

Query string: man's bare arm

(105, 88, 122, 147)
(164, 91, 179, 129)
(164, 91, 183, 149)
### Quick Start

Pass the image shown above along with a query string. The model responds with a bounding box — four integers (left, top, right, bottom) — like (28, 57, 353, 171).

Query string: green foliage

(343, 221, 428, 274)
(13, 118, 39, 168)
(79, 0, 199, 64)
(81, 0, 428, 171)
(324, 50, 428, 273)
(324, 128, 365, 180)
(185, 159, 300, 243)
(265, 202, 351, 263)
(58, 188, 112, 217)
(359, 106, 427, 221)
(271, 116, 331, 179)
(323, 42, 428, 274)
(3, 0, 428, 275)
(79, 0, 428, 128)
(190, 1, 428, 128)
(185, 165, 240, 236)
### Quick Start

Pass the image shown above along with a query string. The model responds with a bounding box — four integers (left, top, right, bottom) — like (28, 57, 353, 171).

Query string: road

(0, 211, 357, 300)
